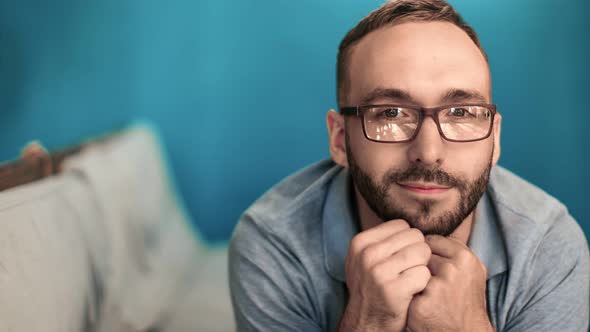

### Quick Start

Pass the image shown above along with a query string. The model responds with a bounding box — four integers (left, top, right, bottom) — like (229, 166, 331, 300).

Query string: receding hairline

(345, 18, 488, 61)
(352, 18, 491, 91)
(336, 0, 490, 106)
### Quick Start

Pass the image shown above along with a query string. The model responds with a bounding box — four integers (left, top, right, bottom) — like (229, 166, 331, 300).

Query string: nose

(406, 117, 446, 166)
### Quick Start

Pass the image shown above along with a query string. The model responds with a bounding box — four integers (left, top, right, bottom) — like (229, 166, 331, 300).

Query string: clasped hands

(339, 220, 494, 332)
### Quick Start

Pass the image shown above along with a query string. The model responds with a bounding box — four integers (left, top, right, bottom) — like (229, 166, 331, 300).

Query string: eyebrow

(360, 88, 419, 105)
(359, 87, 488, 106)
(441, 88, 488, 104)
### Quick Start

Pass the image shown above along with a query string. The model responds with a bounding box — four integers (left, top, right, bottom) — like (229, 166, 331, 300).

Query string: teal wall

(0, 1, 588, 243)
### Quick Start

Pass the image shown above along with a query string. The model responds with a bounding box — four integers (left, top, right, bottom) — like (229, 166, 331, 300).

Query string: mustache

(385, 164, 464, 188)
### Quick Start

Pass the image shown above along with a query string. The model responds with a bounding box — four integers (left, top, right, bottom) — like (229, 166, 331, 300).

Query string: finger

(360, 228, 426, 269)
(426, 254, 452, 277)
(425, 235, 466, 259)
(397, 265, 431, 297)
(349, 219, 410, 255)
(419, 275, 445, 297)
(372, 241, 431, 279)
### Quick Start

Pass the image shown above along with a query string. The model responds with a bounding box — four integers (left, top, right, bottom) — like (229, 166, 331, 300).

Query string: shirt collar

(322, 167, 508, 283)
(468, 185, 508, 280)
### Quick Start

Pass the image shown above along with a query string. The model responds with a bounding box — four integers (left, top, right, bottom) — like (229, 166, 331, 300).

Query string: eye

(383, 108, 400, 118)
(449, 107, 468, 117)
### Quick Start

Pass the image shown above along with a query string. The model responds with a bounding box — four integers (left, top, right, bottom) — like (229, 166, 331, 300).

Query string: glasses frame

(339, 103, 497, 143)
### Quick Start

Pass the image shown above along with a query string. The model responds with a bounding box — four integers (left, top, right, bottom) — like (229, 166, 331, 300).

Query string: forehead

(346, 21, 490, 105)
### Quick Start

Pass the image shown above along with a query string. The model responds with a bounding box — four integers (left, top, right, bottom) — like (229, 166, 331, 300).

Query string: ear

(492, 112, 502, 165)
(326, 109, 349, 168)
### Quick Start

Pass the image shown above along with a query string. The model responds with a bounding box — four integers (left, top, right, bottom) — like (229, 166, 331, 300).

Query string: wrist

(338, 302, 404, 332)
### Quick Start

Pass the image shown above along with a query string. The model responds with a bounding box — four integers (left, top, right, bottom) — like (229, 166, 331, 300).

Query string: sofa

(0, 123, 234, 331)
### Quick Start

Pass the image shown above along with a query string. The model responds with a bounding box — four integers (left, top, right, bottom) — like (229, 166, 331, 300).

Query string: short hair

(336, 0, 487, 105)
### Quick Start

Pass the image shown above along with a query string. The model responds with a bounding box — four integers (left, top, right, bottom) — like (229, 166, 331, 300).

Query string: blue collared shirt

(229, 160, 589, 331)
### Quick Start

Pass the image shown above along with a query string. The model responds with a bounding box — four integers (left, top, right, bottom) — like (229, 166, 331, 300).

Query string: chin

(383, 203, 464, 236)
(410, 212, 464, 236)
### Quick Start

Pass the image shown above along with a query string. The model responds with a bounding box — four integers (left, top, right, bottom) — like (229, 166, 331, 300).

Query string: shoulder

(238, 159, 341, 238)
(228, 160, 341, 331)
(488, 167, 590, 329)
(230, 159, 342, 256)
(488, 166, 585, 245)
(488, 166, 568, 226)
(488, 165, 589, 288)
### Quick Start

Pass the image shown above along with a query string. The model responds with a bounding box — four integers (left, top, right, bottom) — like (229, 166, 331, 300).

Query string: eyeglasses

(340, 103, 497, 143)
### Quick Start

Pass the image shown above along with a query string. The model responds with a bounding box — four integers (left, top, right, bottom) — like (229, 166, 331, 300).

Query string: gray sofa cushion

(0, 123, 234, 331)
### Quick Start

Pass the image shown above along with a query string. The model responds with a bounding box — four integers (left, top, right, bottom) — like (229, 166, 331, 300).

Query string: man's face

(343, 21, 500, 235)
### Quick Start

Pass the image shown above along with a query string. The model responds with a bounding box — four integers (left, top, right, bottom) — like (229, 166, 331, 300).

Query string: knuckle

(457, 250, 474, 265)
(413, 266, 432, 289)
(417, 265, 431, 279)
(349, 236, 364, 254)
(360, 246, 377, 270)
(392, 219, 410, 229)
(396, 243, 430, 267)
(419, 243, 432, 261)
(442, 262, 457, 277)
(407, 227, 425, 242)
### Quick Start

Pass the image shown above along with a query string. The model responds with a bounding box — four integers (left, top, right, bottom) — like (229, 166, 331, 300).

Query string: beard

(346, 135, 493, 236)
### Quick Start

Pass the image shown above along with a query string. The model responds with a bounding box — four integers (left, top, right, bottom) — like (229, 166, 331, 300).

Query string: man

(229, 0, 590, 331)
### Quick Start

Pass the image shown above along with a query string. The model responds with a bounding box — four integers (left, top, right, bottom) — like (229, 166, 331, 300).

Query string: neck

(354, 185, 474, 245)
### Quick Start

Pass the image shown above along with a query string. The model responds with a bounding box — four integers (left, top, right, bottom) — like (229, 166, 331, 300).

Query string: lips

(397, 182, 451, 194)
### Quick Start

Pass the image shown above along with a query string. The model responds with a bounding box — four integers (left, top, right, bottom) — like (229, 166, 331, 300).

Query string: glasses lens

(364, 106, 419, 142)
(439, 106, 493, 141)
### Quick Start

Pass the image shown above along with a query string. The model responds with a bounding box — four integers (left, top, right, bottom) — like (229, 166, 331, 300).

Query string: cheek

(447, 140, 494, 178)
(347, 121, 407, 175)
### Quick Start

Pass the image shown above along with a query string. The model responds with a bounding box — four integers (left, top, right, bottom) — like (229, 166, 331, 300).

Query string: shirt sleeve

(504, 212, 589, 332)
(228, 213, 323, 332)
